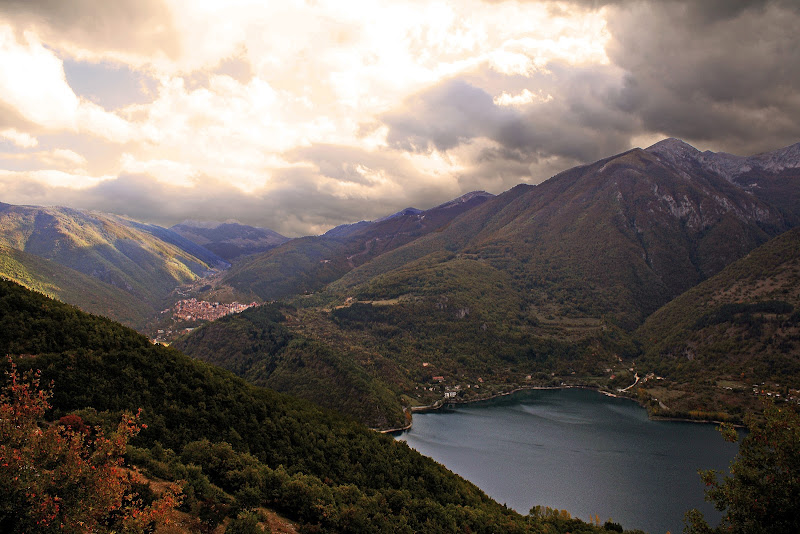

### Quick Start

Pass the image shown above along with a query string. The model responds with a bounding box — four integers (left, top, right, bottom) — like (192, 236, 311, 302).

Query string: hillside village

(170, 298, 259, 322)
(151, 298, 259, 344)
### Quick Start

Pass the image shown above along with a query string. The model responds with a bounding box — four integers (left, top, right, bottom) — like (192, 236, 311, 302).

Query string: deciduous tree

(685, 402, 800, 534)
(0, 359, 180, 533)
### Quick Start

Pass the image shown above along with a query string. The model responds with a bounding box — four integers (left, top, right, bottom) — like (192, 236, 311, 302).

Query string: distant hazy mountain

(171, 220, 289, 262)
(0, 203, 226, 327)
(218, 191, 494, 300)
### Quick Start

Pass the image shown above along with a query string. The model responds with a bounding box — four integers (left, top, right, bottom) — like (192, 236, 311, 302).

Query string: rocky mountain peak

(644, 138, 702, 172)
(646, 137, 700, 157)
(748, 141, 800, 173)
(433, 190, 494, 210)
(374, 207, 424, 223)
(645, 137, 800, 183)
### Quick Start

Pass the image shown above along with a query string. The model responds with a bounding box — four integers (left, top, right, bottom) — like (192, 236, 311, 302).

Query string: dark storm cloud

(285, 143, 438, 188)
(603, 0, 800, 154)
(384, 0, 800, 183)
(278, 143, 464, 219)
(1, 0, 179, 57)
(79, 173, 376, 237)
(380, 65, 637, 186)
(262, 167, 406, 233)
(545, 0, 789, 23)
(382, 80, 505, 153)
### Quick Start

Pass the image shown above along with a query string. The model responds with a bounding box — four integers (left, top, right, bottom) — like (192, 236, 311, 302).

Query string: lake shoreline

(397, 383, 742, 431)
(409, 384, 628, 412)
(396, 386, 740, 534)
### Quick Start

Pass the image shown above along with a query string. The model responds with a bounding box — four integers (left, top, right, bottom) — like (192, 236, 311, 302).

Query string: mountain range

(170, 220, 289, 262)
(216, 191, 494, 302)
(1, 138, 798, 426)
(171, 139, 800, 426)
(0, 203, 230, 326)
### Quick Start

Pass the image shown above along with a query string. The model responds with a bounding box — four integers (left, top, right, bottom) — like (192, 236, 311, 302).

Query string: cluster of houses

(752, 383, 800, 405)
(170, 298, 258, 322)
(415, 373, 485, 400)
(151, 298, 260, 344)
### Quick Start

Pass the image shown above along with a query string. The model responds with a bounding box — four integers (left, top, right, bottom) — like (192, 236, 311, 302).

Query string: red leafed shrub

(0, 358, 181, 533)
(57, 414, 89, 435)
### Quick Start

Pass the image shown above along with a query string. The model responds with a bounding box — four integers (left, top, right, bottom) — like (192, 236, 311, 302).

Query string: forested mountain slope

(635, 227, 800, 417)
(330, 141, 791, 329)
(172, 304, 407, 429)
(171, 220, 289, 262)
(218, 191, 493, 301)
(0, 243, 152, 326)
(0, 278, 609, 533)
(0, 203, 226, 327)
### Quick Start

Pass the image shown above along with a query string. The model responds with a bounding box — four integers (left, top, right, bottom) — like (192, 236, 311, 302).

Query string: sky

(0, 0, 798, 236)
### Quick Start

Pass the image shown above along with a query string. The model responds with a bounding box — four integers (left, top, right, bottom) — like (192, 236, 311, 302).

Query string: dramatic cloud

(0, 168, 437, 237)
(0, 0, 797, 235)
(1, 0, 178, 59)
(380, 63, 638, 189)
(382, 65, 636, 158)
(603, 0, 800, 154)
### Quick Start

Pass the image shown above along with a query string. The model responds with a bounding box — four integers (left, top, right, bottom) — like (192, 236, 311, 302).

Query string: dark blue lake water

(397, 388, 740, 534)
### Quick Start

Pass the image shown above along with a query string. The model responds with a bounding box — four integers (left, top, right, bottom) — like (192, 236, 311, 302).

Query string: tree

(0, 359, 180, 533)
(227, 510, 269, 533)
(685, 402, 800, 534)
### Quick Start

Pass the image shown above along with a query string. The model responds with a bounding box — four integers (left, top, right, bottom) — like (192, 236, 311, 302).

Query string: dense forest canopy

(0, 278, 617, 533)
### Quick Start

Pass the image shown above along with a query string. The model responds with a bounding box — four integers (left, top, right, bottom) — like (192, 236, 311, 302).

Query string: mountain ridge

(170, 220, 289, 262)
(328, 141, 792, 328)
(4, 278, 586, 533)
(634, 227, 800, 417)
(0, 203, 227, 327)
(217, 188, 495, 301)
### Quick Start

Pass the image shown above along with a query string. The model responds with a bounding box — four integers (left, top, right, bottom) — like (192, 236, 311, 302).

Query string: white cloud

(0, 128, 38, 148)
(0, 1, 611, 177)
(494, 89, 554, 107)
(0, 0, 796, 234)
(0, 169, 111, 190)
(0, 147, 88, 171)
(49, 148, 87, 167)
(0, 26, 80, 129)
(120, 153, 197, 187)
(0, 25, 135, 142)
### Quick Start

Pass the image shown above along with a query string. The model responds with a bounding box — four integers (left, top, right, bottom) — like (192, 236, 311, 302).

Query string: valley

(153, 139, 799, 430)
(2, 137, 799, 533)
(3, 139, 799, 430)
(5, 2, 800, 530)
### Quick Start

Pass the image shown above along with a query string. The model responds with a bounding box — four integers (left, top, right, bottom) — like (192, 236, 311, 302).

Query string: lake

(396, 388, 740, 534)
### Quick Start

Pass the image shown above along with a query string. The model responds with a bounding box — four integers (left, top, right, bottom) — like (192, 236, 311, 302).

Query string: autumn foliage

(0, 359, 180, 533)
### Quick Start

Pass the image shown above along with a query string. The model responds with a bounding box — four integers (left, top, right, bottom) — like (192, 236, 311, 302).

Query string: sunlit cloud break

(0, 0, 798, 236)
